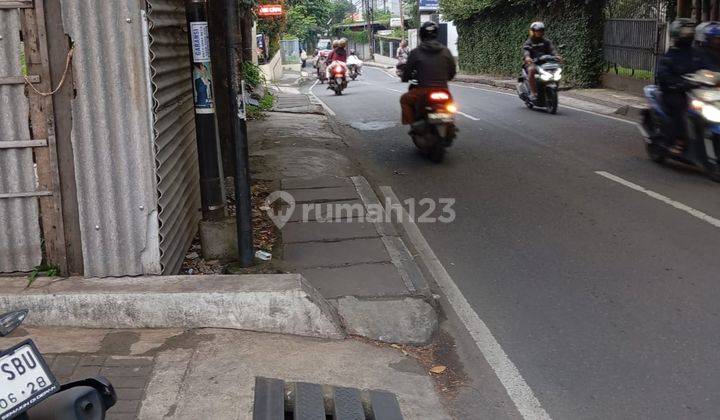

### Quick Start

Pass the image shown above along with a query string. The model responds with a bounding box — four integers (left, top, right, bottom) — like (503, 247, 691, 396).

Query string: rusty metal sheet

(0, 8, 43, 273)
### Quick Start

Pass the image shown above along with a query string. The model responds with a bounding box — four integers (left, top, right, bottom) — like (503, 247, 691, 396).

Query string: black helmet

(670, 19, 695, 45)
(420, 21, 439, 42)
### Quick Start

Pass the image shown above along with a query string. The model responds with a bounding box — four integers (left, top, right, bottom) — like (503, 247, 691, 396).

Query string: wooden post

(42, 0, 83, 275)
(678, 0, 691, 17)
(20, 2, 68, 275)
(692, 0, 701, 20)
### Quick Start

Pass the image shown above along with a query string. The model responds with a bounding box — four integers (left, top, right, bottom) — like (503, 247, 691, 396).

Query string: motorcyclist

(326, 38, 349, 81)
(522, 22, 560, 102)
(400, 22, 457, 127)
(695, 21, 720, 71)
(397, 40, 410, 63)
(347, 49, 363, 76)
(657, 19, 703, 154)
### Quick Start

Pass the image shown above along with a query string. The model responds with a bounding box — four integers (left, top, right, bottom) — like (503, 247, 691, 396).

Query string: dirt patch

(352, 329, 469, 402)
(180, 178, 281, 275)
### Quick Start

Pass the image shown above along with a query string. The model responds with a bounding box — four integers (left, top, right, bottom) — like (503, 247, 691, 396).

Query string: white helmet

(530, 22, 545, 32)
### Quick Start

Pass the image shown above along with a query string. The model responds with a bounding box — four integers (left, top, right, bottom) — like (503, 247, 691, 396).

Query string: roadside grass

(247, 92, 275, 120)
(28, 263, 59, 287)
(608, 66, 654, 81)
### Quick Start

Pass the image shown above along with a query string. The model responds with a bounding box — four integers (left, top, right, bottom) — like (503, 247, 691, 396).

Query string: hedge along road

(308, 67, 720, 420)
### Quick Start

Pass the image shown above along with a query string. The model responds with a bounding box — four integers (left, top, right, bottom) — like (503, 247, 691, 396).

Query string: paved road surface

(308, 67, 720, 419)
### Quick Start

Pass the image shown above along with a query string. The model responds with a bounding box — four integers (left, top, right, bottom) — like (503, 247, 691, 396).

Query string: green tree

(331, 0, 356, 24)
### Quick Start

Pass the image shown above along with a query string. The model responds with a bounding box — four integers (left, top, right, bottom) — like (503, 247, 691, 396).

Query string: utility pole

(399, 0, 406, 41)
(186, 0, 225, 221)
(224, 0, 255, 267)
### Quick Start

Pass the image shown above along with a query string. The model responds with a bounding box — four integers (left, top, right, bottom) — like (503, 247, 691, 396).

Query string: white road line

(451, 82, 517, 97)
(379, 186, 552, 420)
(457, 111, 480, 121)
(308, 79, 336, 116)
(450, 82, 640, 127)
(366, 66, 397, 79)
(596, 171, 720, 228)
(385, 87, 404, 93)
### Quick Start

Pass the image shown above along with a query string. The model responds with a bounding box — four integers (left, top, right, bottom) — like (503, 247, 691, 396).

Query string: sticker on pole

(190, 22, 211, 62)
(238, 81, 247, 121)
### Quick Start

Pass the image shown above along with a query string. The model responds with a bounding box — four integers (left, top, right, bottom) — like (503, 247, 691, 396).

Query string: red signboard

(258, 4, 283, 17)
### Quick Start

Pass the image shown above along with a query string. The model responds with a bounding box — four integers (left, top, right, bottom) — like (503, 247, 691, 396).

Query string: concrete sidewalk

(0, 327, 451, 420)
(248, 83, 437, 344)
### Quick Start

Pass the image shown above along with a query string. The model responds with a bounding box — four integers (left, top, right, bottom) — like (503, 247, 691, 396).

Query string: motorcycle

(409, 86, 458, 163)
(327, 61, 348, 96)
(0, 309, 117, 419)
(347, 55, 363, 81)
(517, 54, 563, 114)
(640, 69, 720, 182)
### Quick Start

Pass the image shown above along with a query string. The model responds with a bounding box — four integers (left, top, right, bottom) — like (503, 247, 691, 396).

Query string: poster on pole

(190, 21, 215, 114)
(419, 0, 440, 11)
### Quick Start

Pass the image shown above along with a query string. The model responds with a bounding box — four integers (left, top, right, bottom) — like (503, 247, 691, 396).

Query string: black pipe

(224, 0, 255, 267)
(186, 0, 225, 221)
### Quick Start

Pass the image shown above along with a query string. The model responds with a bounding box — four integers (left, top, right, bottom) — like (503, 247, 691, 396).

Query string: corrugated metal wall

(61, 0, 161, 277)
(147, 0, 201, 274)
(0, 8, 43, 272)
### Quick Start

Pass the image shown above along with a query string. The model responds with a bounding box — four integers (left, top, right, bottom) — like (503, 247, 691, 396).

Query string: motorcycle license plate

(0, 340, 58, 420)
(428, 113, 454, 122)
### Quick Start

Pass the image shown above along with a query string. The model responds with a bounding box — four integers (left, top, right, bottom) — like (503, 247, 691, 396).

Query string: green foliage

(247, 92, 275, 119)
(243, 61, 266, 88)
(404, 0, 420, 28)
(340, 29, 369, 44)
(286, 4, 319, 41)
(455, 0, 607, 87)
(28, 263, 59, 287)
(610, 66, 654, 80)
(331, 0, 356, 25)
(605, 0, 665, 19)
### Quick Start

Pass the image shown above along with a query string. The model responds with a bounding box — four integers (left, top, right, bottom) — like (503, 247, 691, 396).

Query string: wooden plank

(253, 377, 285, 420)
(43, 0, 82, 275)
(0, 139, 47, 149)
(0, 191, 52, 199)
(0, 0, 33, 9)
(369, 390, 403, 420)
(333, 387, 365, 420)
(294, 382, 325, 420)
(21, 3, 68, 274)
(0, 76, 40, 85)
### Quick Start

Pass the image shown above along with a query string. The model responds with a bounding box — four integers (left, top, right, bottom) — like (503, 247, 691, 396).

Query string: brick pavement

(45, 354, 154, 420)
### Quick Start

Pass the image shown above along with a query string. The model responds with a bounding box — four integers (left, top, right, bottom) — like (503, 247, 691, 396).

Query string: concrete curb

(0, 275, 345, 339)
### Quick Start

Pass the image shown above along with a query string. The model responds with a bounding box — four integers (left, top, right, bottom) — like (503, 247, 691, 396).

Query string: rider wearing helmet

(695, 21, 720, 71)
(400, 22, 457, 126)
(657, 19, 703, 154)
(326, 38, 349, 81)
(523, 22, 559, 102)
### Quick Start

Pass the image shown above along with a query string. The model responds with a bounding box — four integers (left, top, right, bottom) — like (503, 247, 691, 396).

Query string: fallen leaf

(390, 344, 402, 349)
(429, 365, 447, 374)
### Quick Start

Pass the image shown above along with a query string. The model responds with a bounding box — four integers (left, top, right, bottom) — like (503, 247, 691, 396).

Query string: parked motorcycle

(408, 87, 458, 163)
(327, 62, 348, 95)
(517, 54, 563, 114)
(0, 310, 117, 419)
(396, 57, 407, 79)
(640, 69, 720, 182)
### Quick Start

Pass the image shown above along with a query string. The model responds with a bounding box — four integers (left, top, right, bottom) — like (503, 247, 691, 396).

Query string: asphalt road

(308, 67, 720, 420)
